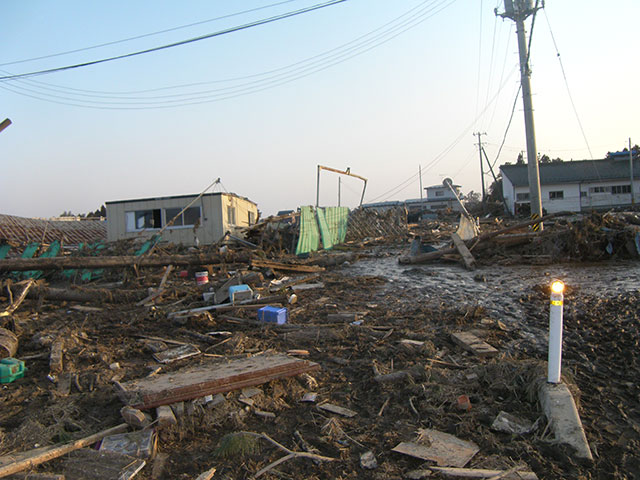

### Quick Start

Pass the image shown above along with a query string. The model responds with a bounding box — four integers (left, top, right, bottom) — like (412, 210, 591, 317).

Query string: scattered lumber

(0, 424, 128, 478)
(392, 429, 479, 468)
(8, 284, 147, 304)
(0, 252, 250, 272)
(429, 466, 538, 479)
(451, 332, 498, 357)
(116, 354, 320, 409)
(0, 279, 35, 317)
(250, 259, 324, 273)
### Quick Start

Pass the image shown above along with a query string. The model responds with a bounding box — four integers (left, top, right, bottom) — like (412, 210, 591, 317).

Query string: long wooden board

(451, 233, 476, 270)
(451, 332, 498, 357)
(116, 354, 319, 409)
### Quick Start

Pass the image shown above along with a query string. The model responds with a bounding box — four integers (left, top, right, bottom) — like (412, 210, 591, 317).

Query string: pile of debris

(0, 211, 639, 479)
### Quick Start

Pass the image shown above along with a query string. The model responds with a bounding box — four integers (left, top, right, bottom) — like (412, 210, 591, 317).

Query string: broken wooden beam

(451, 332, 498, 357)
(451, 233, 476, 270)
(428, 466, 538, 479)
(116, 354, 319, 409)
(9, 285, 148, 304)
(250, 259, 324, 273)
(0, 252, 250, 272)
(0, 424, 128, 478)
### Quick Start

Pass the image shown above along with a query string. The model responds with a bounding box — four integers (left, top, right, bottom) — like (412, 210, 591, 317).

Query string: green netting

(0, 243, 10, 260)
(295, 206, 320, 255)
(318, 207, 349, 248)
(23, 240, 61, 279)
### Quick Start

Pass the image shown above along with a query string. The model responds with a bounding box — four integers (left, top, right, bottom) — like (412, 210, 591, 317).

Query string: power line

(0, 0, 347, 81)
(0, 0, 302, 67)
(1, 0, 458, 109)
(543, 8, 594, 160)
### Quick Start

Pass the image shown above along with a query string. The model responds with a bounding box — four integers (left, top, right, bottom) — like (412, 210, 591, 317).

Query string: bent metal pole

(548, 280, 565, 383)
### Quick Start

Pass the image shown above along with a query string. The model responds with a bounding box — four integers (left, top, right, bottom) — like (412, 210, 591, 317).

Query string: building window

(435, 191, 444, 197)
(589, 186, 608, 194)
(611, 185, 631, 194)
(126, 209, 162, 231)
(549, 191, 564, 200)
(580, 191, 587, 197)
(248, 211, 256, 225)
(516, 192, 530, 201)
(165, 206, 201, 227)
(227, 206, 236, 225)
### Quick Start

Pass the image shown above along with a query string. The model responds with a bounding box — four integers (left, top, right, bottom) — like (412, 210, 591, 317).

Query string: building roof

(0, 214, 106, 245)
(106, 191, 257, 206)
(500, 158, 640, 187)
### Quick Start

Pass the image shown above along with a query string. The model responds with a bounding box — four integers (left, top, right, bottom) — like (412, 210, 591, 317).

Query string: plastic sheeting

(317, 207, 349, 250)
(295, 206, 320, 255)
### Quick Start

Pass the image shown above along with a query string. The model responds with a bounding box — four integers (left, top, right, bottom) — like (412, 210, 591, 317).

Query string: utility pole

(474, 132, 487, 205)
(499, 0, 543, 228)
(630, 138, 635, 205)
(338, 177, 341, 207)
(419, 165, 423, 200)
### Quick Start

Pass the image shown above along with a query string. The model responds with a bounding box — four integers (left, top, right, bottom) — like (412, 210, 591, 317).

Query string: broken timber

(0, 252, 250, 272)
(250, 259, 324, 273)
(399, 212, 567, 265)
(451, 233, 476, 270)
(451, 332, 498, 357)
(429, 466, 538, 479)
(116, 354, 319, 409)
(8, 284, 147, 304)
(0, 424, 128, 478)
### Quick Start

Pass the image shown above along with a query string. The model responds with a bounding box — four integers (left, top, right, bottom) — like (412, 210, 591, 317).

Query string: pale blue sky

(1, 0, 638, 217)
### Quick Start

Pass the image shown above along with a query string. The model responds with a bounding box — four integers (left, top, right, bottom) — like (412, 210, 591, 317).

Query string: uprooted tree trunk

(6, 284, 147, 304)
(0, 252, 251, 272)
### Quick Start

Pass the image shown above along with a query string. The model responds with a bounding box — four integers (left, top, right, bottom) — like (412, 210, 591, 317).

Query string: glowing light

(551, 281, 565, 294)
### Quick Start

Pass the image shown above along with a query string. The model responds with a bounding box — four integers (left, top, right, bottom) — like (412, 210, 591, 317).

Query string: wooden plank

(429, 466, 538, 479)
(451, 233, 476, 270)
(117, 354, 320, 409)
(0, 424, 128, 478)
(451, 332, 498, 357)
(250, 259, 324, 273)
(392, 429, 478, 468)
(318, 403, 357, 418)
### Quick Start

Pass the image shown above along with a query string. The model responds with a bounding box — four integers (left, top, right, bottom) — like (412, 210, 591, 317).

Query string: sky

(1, 0, 638, 218)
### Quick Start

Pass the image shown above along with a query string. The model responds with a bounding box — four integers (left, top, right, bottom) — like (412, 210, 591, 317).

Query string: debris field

(0, 211, 639, 479)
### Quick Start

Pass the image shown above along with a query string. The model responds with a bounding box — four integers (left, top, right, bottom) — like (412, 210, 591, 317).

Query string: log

(0, 252, 250, 272)
(0, 424, 128, 478)
(250, 259, 324, 273)
(451, 233, 476, 270)
(8, 285, 147, 304)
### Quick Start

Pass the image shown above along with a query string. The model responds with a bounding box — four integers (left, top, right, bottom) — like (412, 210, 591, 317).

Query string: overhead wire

(2, 0, 441, 98)
(0, 0, 302, 68)
(0, 0, 347, 81)
(1, 0, 458, 109)
(542, 8, 594, 160)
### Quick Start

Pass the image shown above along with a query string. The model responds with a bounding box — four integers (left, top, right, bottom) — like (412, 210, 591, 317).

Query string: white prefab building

(500, 156, 640, 215)
(106, 192, 258, 246)
(421, 184, 463, 212)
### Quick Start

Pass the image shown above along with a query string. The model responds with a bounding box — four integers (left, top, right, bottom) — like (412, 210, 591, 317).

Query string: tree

(516, 153, 525, 165)
(539, 154, 551, 163)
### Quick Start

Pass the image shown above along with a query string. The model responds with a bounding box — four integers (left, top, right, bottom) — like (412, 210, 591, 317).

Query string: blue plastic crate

(229, 284, 253, 304)
(257, 306, 288, 325)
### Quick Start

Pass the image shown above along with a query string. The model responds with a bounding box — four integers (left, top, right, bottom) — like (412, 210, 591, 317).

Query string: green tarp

(0, 243, 10, 260)
(317, 207, 349, 250)
(296, 206, 349, 255)
(23, 240, 61, 279)
(295, 206, 320, 255)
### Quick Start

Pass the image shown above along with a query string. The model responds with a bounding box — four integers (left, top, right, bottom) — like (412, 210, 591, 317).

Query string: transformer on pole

(498, 0, 544, 228)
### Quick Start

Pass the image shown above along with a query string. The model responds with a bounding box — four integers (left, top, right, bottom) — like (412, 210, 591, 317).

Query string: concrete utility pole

(499, 0, 543, 228)
(630, 138, 635, 205)
(474, 132, 487, 205)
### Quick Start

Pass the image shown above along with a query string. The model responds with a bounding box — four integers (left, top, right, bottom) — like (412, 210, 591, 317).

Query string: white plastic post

(548, 281, 564, 383)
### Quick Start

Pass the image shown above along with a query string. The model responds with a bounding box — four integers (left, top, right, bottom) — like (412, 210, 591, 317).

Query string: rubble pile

(0, 212, 639, 479)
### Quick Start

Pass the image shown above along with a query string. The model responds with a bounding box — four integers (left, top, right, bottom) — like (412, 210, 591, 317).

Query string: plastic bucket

(195, 271, 209, 286)
(0, 328, 18, 358)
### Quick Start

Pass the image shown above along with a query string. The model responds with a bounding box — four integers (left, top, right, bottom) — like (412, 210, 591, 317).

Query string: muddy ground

(1, 242, 639, 479)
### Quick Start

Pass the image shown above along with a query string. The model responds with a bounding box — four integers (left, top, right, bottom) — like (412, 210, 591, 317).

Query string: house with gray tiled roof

(500, 155, 640, 214)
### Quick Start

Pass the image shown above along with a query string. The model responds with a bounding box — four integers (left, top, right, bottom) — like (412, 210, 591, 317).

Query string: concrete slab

(539, 382, 593, 461)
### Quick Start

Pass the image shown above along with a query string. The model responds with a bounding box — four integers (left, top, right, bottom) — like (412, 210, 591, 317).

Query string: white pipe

(548, 283, 564, 383)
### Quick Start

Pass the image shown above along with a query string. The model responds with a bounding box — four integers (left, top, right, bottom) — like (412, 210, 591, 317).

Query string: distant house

(106, 192, 258, 246)
(500, 155, 640, 214)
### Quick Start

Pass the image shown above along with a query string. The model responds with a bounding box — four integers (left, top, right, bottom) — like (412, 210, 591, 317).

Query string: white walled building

(106, 192, 258, 246)
(500, 157, 640, 215)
